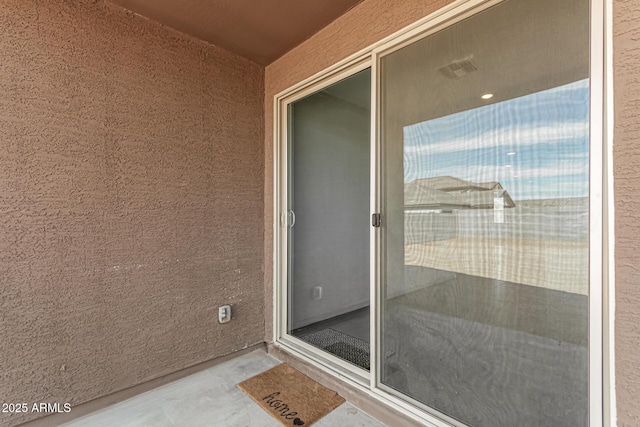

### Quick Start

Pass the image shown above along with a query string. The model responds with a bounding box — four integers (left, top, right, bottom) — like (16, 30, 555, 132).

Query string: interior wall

(613, 0, 640, 424)
(265, 0, 640, 423)
(0, 1, 264, 425)
(290, 92, 370, 329)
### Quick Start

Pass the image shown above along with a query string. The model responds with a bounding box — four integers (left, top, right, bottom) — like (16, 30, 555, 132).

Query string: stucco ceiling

(107, 0, 364, 65)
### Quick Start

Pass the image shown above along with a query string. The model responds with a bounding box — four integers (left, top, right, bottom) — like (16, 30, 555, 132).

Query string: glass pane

(380, 0, 590, 425)
(288, 69, 371, 371)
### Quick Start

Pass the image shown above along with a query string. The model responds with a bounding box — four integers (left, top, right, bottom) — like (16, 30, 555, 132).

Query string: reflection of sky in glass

(403, 79, 589, 200)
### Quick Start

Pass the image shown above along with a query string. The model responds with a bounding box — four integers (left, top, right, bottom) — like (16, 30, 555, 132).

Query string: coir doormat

(238, 363, 345, 426)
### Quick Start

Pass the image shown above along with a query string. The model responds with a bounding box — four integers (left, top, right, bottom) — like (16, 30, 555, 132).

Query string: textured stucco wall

(263, 0, 453, 345)
(0, 1, 264, 425)
(613, 0, 640, 425)
(265, 0, 640, 424)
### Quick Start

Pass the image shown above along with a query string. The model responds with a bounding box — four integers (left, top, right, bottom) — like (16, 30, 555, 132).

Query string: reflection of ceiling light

(481, 93, 494, 100)
(513, 175, 519, 178)
(505, 165, 512, 168)
(507, 152, 516, 156)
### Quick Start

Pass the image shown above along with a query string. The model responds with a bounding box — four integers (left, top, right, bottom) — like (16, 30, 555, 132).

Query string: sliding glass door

(276, 0, 602, 425)
(379, 0, 591, 425)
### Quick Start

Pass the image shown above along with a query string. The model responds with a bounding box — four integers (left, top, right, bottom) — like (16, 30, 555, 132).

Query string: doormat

(302, 329, 370, 370)
(238, 363, 345, 427)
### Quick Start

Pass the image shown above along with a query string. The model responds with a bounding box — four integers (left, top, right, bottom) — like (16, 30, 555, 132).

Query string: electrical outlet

(311, 286, 322, 300)
(218, 305, 231, 323)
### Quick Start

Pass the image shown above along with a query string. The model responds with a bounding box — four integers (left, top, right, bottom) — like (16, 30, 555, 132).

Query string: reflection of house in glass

(404, 176, 516, 211)
(404, 175, 589, 296)
(404, 176, 516, 243)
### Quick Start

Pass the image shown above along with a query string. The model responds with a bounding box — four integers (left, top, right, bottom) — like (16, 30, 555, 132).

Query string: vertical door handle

(289, 210, 296, 227)
(372, 213, 381, 227)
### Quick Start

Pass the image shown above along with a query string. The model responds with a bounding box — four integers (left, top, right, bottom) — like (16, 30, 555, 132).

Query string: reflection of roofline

(405, 203, 511, 210)
(405, 176, 516, 209)
(439, 186, 494, 192)
(438, 182, 501, 192)
(500, 192, 516, 208)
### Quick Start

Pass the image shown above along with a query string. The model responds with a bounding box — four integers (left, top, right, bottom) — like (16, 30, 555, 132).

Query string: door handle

(289, 210, 296, 227)
(372, 213, 381, 227)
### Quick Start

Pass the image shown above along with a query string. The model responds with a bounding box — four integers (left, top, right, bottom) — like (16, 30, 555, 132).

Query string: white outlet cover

(218, 305, 231, 323)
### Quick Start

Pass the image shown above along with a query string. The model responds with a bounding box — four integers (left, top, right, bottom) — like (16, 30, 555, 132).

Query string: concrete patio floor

(62, 350, 386, 427)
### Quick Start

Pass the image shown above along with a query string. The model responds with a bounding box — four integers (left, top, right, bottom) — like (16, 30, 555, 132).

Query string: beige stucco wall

(613, 0, 640, 424)
(0, 1, 264, 425)
(265, 0, 640, 423)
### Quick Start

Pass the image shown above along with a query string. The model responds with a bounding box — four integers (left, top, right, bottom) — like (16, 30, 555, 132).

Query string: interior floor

(383, 267, 588, 427)
(286, 262, 589, 426)
(290, 265, 587, 426)
(62, 350, 385, 427)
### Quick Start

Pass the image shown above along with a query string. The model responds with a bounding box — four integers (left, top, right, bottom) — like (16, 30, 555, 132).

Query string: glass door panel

(287, 69, 372, 371)
(379, 0, 590, 425)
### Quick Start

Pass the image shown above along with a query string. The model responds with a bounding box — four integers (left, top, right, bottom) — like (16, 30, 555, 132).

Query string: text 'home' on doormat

(238, 363, 345, 426)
